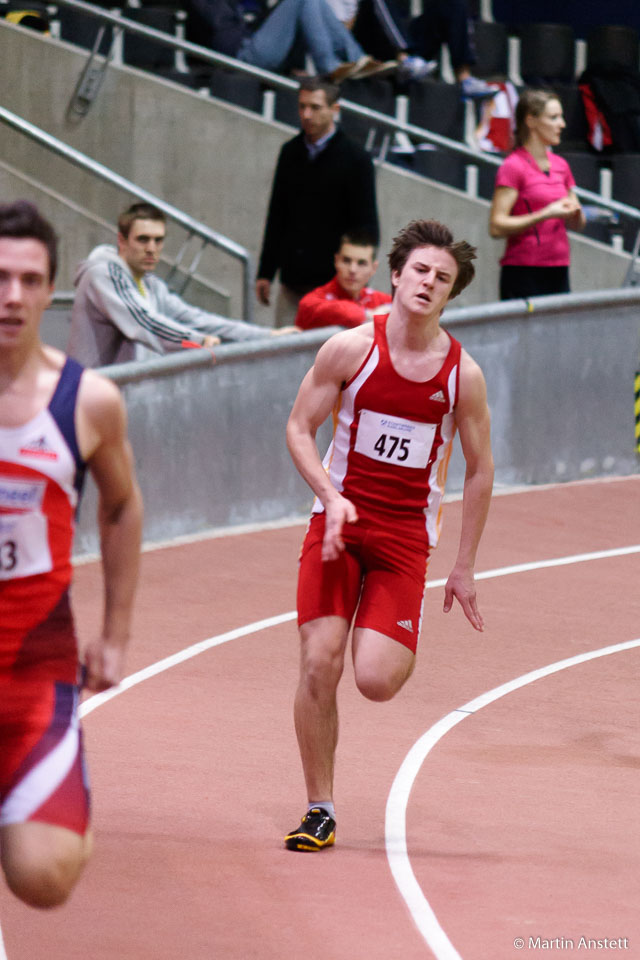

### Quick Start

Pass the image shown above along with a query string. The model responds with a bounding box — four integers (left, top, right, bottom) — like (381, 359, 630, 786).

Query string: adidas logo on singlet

(429, 390, 446, 403)
(19, 436, 58, 460)
(397, 619, 414, 633)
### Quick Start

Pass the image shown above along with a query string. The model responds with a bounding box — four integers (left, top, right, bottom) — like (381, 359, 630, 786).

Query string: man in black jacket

(256, 77, 380, 327)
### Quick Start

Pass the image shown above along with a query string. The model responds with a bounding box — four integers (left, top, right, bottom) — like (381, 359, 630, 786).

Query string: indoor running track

(1, 476, 639, 960)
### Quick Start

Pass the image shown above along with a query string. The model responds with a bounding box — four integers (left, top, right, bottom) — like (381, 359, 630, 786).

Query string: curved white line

(79, 612, 296, 719)
(79, 543, 640, 718)
(1, 544, 631, 958)
(385, 636, 640, 959)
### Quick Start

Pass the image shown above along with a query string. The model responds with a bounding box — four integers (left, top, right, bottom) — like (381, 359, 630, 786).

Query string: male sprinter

(0, 201, 143, 905)
(285, 219, 494, 850)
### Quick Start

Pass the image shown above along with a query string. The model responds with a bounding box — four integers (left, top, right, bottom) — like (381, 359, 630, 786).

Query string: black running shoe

(284, 807, 336, 851)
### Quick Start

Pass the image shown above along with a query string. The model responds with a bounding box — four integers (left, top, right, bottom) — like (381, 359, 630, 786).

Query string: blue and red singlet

(0, 358, 90, 834)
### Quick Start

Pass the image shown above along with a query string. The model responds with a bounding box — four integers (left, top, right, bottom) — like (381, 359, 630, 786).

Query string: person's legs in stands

(407, 3, 445, 63)
(408, 0, 496, 97)
(431, 0, 476, 76)
(314, 0, 367, 66)
(239, 0, 365, 73)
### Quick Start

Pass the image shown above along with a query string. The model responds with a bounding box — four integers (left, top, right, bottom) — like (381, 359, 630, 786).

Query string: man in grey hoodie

(68, 202, 277, 367)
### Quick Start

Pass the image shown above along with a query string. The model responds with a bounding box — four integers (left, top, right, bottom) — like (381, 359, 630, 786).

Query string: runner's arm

(444, 353, 494, 631)
(286, 331, 367, 560)
(78, 373, 143, 691)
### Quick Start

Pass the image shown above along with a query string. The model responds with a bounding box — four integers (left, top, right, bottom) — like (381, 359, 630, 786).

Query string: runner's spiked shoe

(284, 807, 336, 851)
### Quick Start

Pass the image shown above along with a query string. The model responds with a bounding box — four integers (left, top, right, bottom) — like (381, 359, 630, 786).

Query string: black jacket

(258, 129, 379, 290)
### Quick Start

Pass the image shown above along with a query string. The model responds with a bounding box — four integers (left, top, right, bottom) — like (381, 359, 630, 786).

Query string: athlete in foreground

(0, 201, 143, 905)
(284, 219, 494, 850)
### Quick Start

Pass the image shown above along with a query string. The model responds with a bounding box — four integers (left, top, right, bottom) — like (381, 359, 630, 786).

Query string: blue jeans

(238, 0, 365, 73)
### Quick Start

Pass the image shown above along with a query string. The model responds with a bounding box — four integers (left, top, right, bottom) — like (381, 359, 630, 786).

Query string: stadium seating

(518, 22, 576, 85)
(122, 6, 181, 70)
(611, 153, 640, 250)
(586, 25, 639, 71)
(338, 77, 396, 152)
(406, 79, 466, 143)
(473, 19, 508, 80)
(53, 3, 114, 54)
(209, 68, 263, 114)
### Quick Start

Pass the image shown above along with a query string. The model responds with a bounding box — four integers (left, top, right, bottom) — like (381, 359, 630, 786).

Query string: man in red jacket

(295, 231, 391, 331)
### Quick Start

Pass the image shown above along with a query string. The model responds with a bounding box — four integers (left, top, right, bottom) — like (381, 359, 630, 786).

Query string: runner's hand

(443, 566, 484, 632)
(82, 637, 128, 692)
(322, 496, 358, 562)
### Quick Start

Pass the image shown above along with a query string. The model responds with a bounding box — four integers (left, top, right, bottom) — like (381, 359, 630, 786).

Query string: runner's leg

(294, 615, 350, 803)
(0, 821, 92, 908)
(351, 626, 415, 701)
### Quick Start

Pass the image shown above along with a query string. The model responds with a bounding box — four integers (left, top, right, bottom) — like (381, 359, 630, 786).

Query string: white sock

(309, 801, 335, 819)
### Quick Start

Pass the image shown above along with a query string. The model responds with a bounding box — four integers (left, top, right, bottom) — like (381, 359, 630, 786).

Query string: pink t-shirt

(495, 147, 576, 267)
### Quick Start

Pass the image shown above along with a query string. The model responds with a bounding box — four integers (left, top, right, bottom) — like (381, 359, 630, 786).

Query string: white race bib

(354, 409, 436, 469)
(0, 477, 51, 579)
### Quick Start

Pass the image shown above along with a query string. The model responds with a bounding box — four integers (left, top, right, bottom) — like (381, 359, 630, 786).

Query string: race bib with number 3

(354, 409, 436, 469)
(0, 477, 52, 580)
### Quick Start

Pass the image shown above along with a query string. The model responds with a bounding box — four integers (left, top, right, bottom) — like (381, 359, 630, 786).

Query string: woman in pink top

(489, 88, 585, 301)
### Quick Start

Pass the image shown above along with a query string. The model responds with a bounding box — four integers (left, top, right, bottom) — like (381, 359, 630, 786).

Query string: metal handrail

(0, 105, 254, 321)
(44, 0, 640, 224)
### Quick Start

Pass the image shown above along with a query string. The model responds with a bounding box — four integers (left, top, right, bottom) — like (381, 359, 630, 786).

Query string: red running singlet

(312, 314, 462, 549)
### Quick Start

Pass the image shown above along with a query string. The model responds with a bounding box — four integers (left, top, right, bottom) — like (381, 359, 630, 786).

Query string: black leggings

(499, 265, 570, 301)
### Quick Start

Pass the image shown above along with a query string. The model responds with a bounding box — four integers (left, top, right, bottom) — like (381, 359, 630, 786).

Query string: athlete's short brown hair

(0, 200, 58, 281)
(388, 219, 476, 300)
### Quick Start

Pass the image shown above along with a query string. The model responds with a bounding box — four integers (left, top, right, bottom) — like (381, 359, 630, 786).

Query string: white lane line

(2, 545, 635, 959)
(79, 612, 296, 719)
(473, 544, 640, 582)
(78, 545, 640, 720)
(385, 637, 640, 959)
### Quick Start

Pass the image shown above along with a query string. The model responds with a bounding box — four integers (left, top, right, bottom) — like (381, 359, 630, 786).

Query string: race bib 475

(354, 409, 436, 469)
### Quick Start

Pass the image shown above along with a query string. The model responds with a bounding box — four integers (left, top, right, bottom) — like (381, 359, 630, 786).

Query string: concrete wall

(0, 20, 631, 325)
(72, 290, 640, 556)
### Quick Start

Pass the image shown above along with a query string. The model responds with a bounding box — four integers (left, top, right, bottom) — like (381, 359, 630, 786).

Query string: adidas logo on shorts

(397, 619, 413, 632)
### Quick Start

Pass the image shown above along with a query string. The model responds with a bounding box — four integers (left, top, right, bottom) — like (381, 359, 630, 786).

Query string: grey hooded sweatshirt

(67, 244, 269, 367)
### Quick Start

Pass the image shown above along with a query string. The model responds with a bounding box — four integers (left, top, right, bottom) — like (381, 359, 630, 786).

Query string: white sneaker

(398, 55, 438, 81)
(460, 76, 499, 100)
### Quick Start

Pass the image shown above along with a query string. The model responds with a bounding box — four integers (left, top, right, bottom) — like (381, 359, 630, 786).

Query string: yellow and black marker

(635, 369, 640, 454)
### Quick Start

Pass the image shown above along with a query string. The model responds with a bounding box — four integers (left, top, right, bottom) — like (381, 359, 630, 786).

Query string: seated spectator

(295, 231, 391, 330)
(331, 0, 436, 81)
(324, 0, 498, 95)
(68, 202, 279, 367)
(185, 0, 395, 82)
(405, 0, 497, 98)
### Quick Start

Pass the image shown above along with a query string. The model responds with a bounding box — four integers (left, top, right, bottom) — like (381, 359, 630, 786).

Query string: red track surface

(1, 477, 639, 960)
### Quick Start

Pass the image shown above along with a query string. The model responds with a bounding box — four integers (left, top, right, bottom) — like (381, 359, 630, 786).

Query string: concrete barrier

(73, 289, 640, 556)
